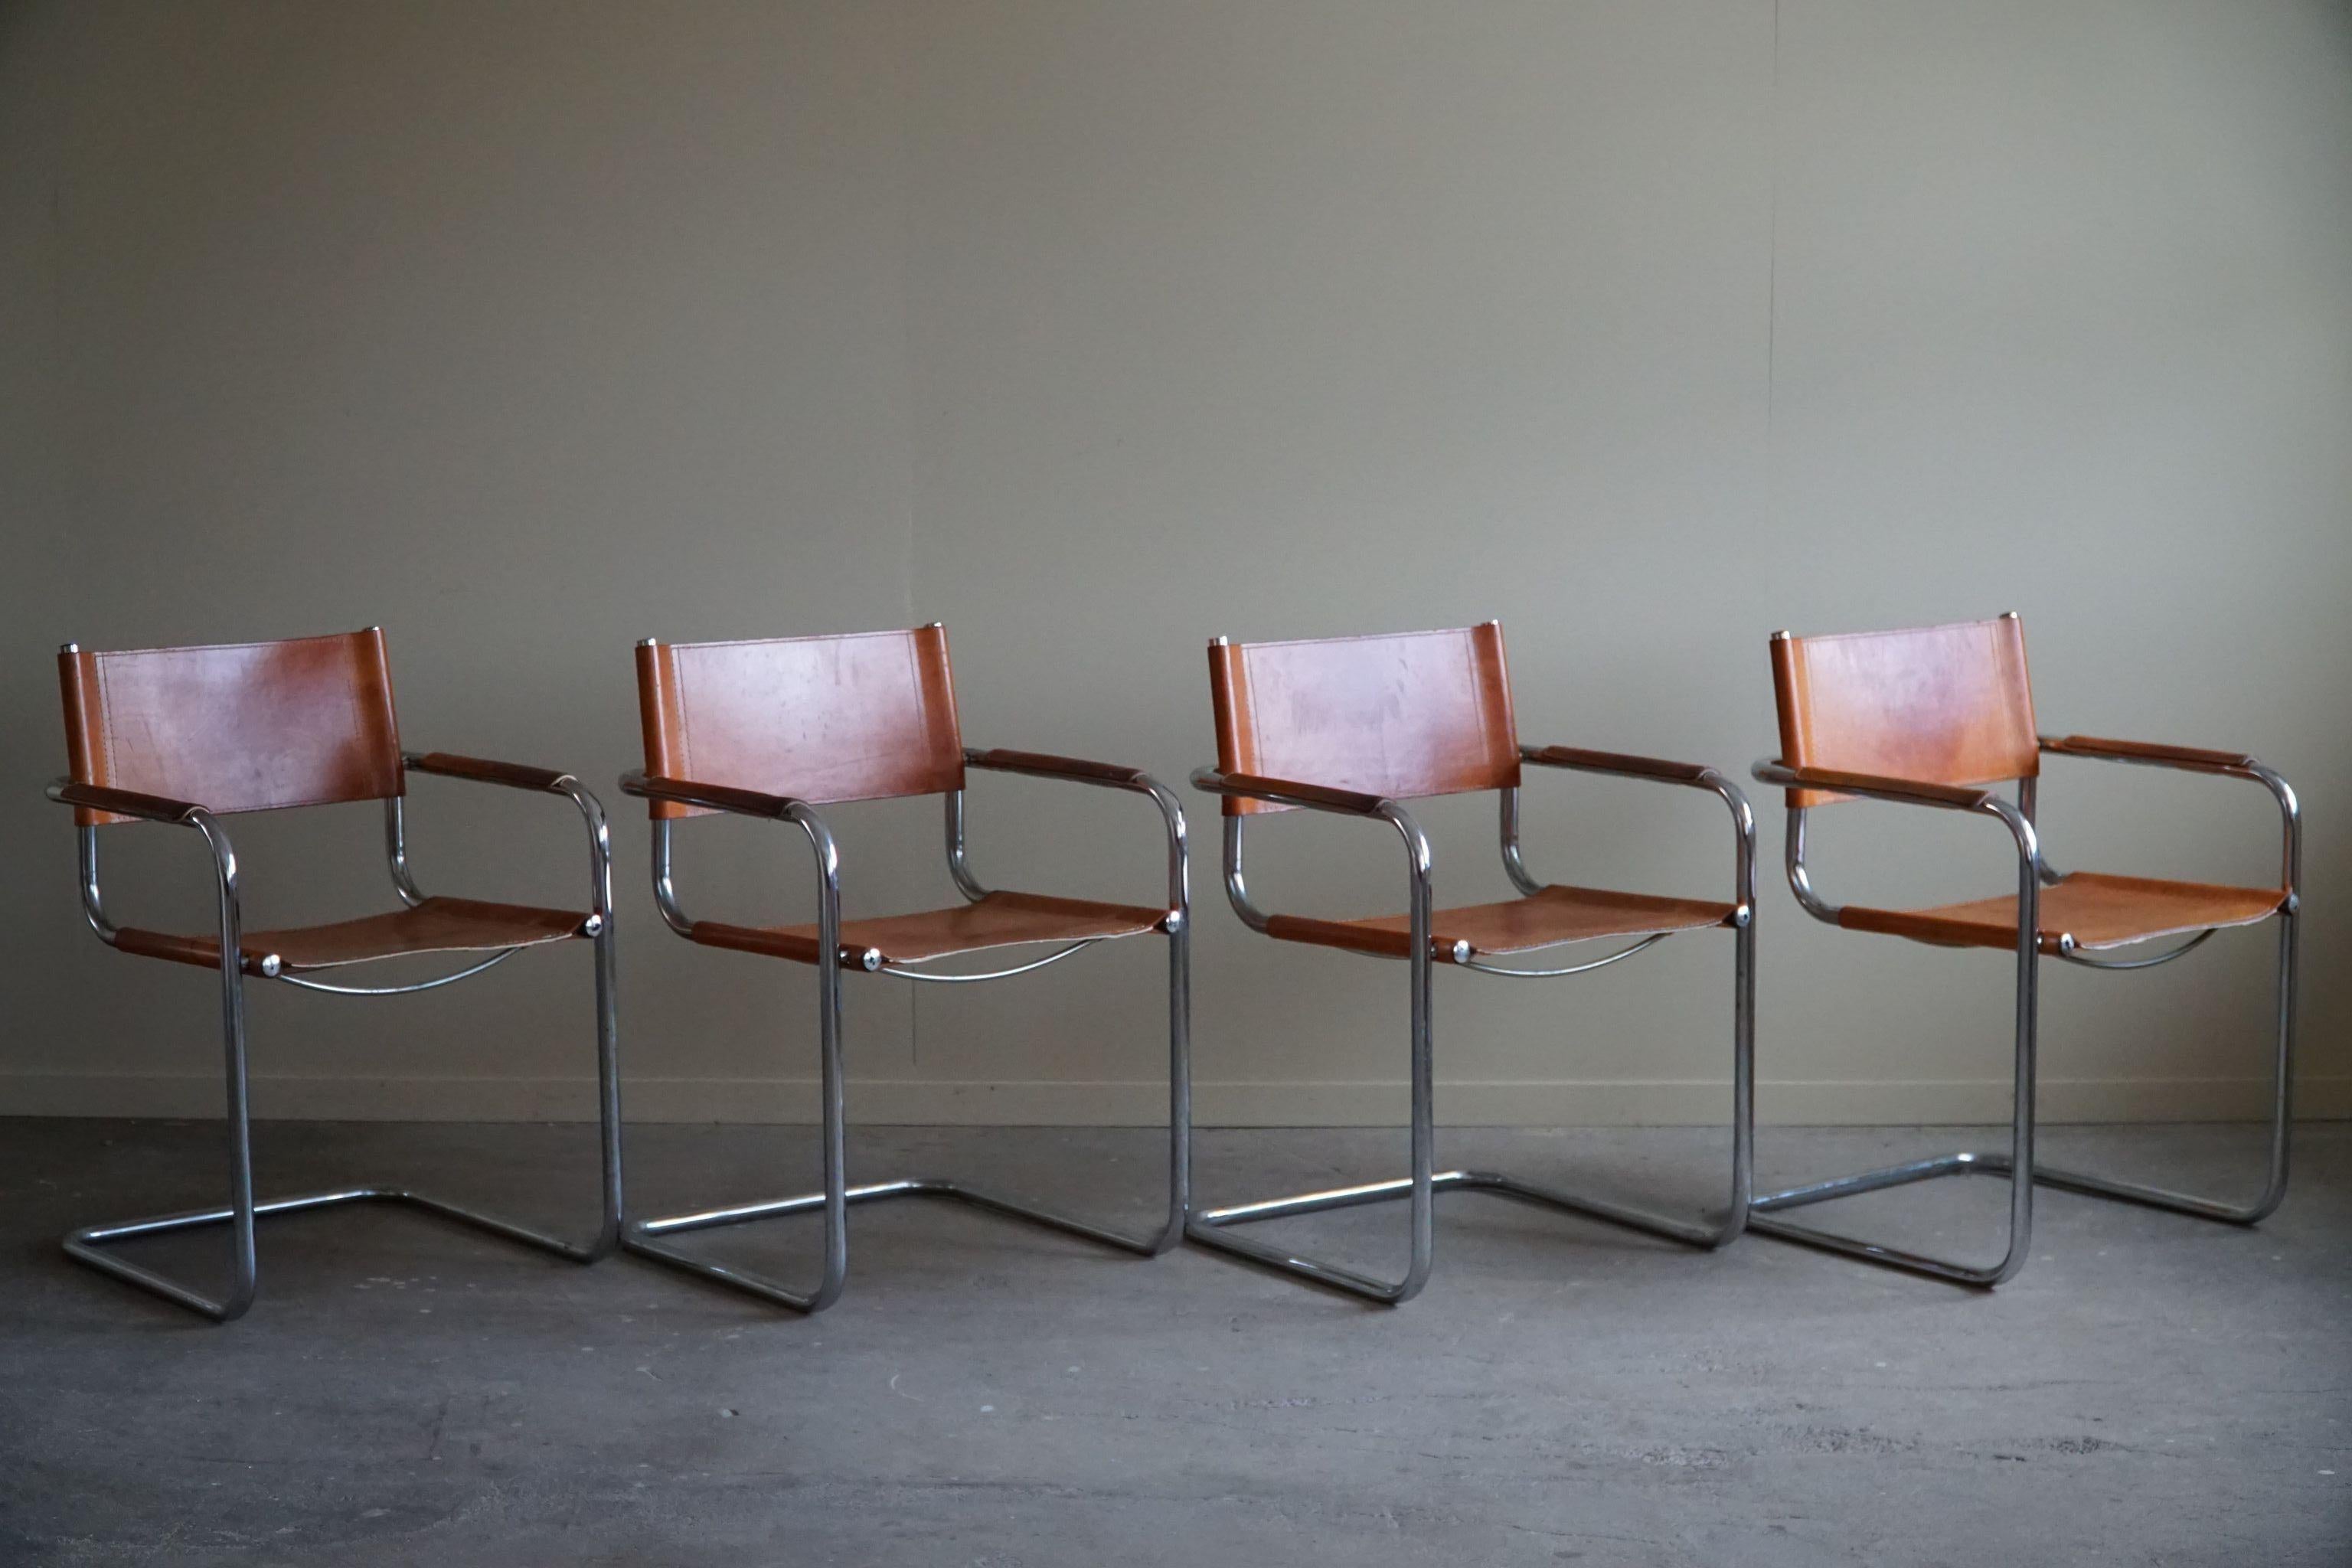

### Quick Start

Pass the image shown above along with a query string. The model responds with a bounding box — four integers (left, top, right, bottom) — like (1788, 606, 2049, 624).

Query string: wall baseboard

(2, 1071, 2343, 1125)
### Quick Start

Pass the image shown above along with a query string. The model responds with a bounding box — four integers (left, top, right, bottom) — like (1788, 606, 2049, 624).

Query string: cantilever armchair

(49, 629, 622, 1322)
(619, 625, 1189, 1312)
(1749, 614, 2300, 1287)
(1187, 623, 1755, 1305)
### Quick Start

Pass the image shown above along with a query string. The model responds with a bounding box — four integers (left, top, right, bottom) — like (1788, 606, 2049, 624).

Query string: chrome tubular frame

(1748, 766, 2040, 1287)
(1748, 739, 2300, 1289)
(619, 750, 1190, 1314)
(2032, 745, 2300, 1220)
(48, 755, 623, 1324)
(1187, 778, 1437, 1304)
(1184, 753, 1756, 1307)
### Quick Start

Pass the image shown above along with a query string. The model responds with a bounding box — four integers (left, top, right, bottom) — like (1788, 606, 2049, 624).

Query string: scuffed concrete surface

(2, 1119, 2346, 1565)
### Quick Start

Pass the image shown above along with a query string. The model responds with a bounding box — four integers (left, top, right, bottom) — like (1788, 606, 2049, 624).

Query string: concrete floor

(1, 1119, 2346, 1566)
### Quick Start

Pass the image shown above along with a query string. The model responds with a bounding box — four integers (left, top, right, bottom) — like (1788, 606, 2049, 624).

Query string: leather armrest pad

(407, 751, 571, 792)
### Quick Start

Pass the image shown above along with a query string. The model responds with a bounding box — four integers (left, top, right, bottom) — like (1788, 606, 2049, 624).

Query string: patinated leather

(1214, 771, 1389, 815)
(636, 627, 964, 819)
(967, 748, 1148, 786)
(1770, 763, 1994, 810)
(1840, 871, 2284, 954)
(114, 897, 588, 974)
(627, 773, 799, 818)
(47, 779, 205, 825)
(688, 889, 1166, 968)
(1208, 625, 1520, 817)
(2043, 734, 2256, 771)
(59, 629, 403, 827)
(1267, 884, 1735, 962)
(1771, 618, 2038, 808)
(1524, 745, 1712, 784)
(407, 752, 570, 792)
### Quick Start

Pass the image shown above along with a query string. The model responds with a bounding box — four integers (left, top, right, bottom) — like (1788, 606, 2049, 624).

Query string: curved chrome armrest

(1515, 745, 1755, 916)
(1191, 766, 1432, 938)
(1753, 759, 2040, 926)
(46, 778, 242, 955)
(2037, 735, 2301, 901)
(399, 751, 612, 927)
(962, 747, 1188, 922)
(619, 770, 840, 944)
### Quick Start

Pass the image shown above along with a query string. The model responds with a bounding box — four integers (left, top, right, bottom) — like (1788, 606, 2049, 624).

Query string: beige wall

(3, 1, 2347, 1126)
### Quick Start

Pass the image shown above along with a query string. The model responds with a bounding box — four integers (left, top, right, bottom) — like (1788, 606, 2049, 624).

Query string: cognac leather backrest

(1207, 623, 1521, 816)
(635, 626, 965, 818)
(58, 629, 404, 827)
(1770, 616, 2039, 808)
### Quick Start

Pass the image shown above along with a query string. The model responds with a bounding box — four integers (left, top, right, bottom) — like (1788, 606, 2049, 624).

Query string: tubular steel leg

(1161, 911, 1194, 1251)
(2007, 900, 2297, 1224)
(625, 812, 850, 1312)
(64, 827, 260, 1321)
(1751, 845, 2043, 1288)
(1187, 921, 1753, 1305)
(587, 886, 626, 1256)
(1508, 772, 1754, 1248)
(1190, 773, 1756, 1305)
(1750, 911, 2295, 1286)
(623, 914, 1191, 1314)
(66, 923, 628, 1321)
(1187, 839, 1439, 1305)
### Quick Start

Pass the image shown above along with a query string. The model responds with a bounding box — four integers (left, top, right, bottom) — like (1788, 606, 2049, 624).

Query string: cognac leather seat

(113, 896, 590, 974)
(1838, 871, 2285, 955)
(1267, 884, 1737, 962)
(686, 888, 1167, 969)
